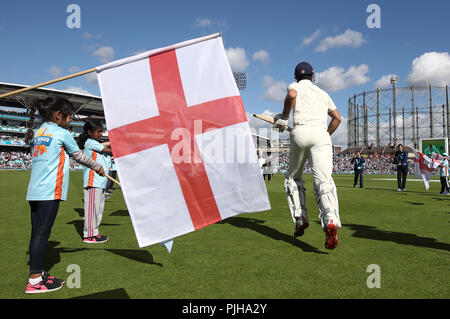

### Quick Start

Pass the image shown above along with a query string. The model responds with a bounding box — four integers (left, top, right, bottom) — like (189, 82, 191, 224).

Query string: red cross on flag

(96, 34, 270, 247)
(413, 149, 434, 190)
(431, 152, 444, 170)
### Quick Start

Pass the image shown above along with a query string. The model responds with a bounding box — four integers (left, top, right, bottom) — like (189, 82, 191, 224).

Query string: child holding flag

(25, 96, 105, 294)
(77, 120, 113, 243)
(438, 153, 449, 195)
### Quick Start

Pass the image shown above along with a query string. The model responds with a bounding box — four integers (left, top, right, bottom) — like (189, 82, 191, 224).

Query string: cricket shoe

(83, 234, 109, 244)
(294, 216, 309, 237)
(25, 275, 64, 294)
(324, 221, 338, 250)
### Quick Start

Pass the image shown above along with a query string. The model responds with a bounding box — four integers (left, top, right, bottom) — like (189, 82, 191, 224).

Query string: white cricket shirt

(288, 79, 337, 130)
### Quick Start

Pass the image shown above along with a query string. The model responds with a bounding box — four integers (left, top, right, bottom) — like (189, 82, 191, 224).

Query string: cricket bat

(253, 114, 293, 132)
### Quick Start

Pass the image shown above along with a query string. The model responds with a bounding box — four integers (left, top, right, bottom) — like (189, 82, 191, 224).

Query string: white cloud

(329, 116, 347, 147)
(406, 51, 450, 87)
(193, 17, 228, 29)
(226, 47, 249, 72)
(82, 32, 102, 39)
(374, 74, 398, 89)
(253, 50, 270, 65)
(194, 17, 212, 28)
(316, 64, 370, 92)
(68, 66, 81, 73)
(316, 29, 365, 52)
(63, 86, 93, 96)
(133, 49, 147, 55)
(302, 29, 321, 47)
(49, 65, 62, 77)
(262, 76, 288, 103)
(84, 72, 98, 84)
(92, 46, 114, 63)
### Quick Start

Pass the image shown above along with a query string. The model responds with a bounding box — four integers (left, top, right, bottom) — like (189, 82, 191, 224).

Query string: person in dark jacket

(351, 152, 365, 188)
(394, 144, 409, 191)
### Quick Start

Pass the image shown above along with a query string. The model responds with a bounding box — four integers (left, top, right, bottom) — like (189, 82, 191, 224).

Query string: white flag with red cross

(430, 152, 444, 170)
(413, 149, 434, 190)
(96, 34, 270, 247)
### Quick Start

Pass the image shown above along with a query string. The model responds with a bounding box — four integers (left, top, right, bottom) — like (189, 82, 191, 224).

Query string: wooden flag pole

(0, 68, 97, 99)
(105, 173, 121, 187)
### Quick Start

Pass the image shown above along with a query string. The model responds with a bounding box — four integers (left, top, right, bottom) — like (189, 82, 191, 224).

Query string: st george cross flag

(430, 152, 444, 170)
(413, 149, 434, 190)
(96, 33, 271, 247)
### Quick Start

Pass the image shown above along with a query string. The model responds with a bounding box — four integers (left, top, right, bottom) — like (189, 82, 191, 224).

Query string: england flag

(96, 34, 270, 247)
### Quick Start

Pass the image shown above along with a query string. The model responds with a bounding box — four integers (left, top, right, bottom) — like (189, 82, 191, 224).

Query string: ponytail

(25, 99, 40, 145)
(76, 132, 89, 150)
(25, 96, 75, 146)
(77, 119, 103, 150)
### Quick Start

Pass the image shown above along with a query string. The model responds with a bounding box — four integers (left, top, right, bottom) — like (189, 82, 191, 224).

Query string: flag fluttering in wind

(96, 34, 271, 247)
(413, 149, 435, 190)
(431, 152, 444, 170)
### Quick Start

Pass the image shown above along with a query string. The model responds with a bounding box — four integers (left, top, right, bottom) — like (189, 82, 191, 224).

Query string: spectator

(351, 152, 365, 188)
(393, 144, 409, 191)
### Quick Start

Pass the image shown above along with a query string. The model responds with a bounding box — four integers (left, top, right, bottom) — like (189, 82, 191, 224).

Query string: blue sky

(1, 0, 449, 146)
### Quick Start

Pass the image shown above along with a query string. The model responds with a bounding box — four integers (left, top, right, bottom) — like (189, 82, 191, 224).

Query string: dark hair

(295, 74, 313, 82)
(25, 96, 75, 144)
(77, 120, 104, 150)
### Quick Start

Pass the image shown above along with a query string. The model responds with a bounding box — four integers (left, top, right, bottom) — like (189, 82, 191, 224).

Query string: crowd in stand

(0, 150, 415, 173)
(0, 134, 26, 145)
(0, 151, 32, 169)
(273, 152, 414, 175)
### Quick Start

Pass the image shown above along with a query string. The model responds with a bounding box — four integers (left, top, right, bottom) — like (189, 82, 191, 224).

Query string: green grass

(0, 171, 449, 299)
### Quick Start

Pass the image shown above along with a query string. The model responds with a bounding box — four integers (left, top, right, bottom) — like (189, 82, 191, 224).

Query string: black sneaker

(42, 271, 65, 286)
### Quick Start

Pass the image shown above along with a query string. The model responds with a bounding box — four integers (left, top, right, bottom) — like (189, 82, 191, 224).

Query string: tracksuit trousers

(83, 187, 105, 238)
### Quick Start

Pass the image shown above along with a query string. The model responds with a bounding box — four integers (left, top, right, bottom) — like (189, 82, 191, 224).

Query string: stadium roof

(0, 82, 104, 117)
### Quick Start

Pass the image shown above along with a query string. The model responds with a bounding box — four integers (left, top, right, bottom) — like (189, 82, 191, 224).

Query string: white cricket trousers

(83, 187, 106, 238)
(285, 125, 341, 229)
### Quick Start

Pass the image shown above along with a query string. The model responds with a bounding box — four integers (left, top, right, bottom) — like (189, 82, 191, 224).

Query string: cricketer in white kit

(273, 62, 342, 249)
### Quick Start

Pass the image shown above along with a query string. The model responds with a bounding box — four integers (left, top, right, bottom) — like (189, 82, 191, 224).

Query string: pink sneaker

(83, 234, 109, 244)
(25, 277, 64, 294)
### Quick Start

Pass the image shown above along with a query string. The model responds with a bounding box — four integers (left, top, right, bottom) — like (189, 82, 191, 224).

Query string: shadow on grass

(220, 217, 327, 255)
(30, 241, 163, 271)
(339, 185, 433, 196)
(72, 288, 130, 299)
(67, 220, 122, 239)
(404, 201, 425, 206)
(39, 241, 87, 272)
(110, 210, 129, 217)
(343, 223, 450, 252)
(73, 208, 84, 218)
(432, 197, 450, 201)
(105, 249, 163, 267)
(67, 220, 84, 239)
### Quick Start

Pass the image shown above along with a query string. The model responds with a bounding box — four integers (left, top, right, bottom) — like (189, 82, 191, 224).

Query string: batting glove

(273, 113, 289, 132)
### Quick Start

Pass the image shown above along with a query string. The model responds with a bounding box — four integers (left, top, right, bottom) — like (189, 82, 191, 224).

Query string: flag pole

(0, 68, 97, 99)
(0, 33, 222, 100)
(105, 173, 121, 187)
